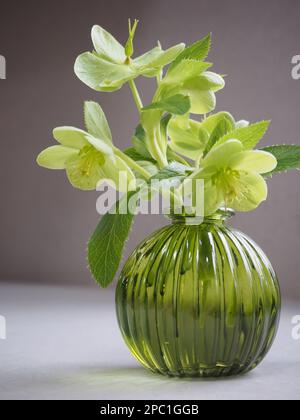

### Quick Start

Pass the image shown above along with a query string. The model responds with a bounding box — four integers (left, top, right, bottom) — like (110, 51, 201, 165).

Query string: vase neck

(167, 208, 234, 226)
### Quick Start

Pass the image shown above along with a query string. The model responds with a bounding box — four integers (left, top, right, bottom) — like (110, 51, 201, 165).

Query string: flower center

(213, 168, 241, 202)
(78, 146, 105, 177)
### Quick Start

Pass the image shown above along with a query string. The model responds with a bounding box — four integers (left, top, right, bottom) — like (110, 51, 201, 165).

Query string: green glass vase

(116, 210, 281, 378)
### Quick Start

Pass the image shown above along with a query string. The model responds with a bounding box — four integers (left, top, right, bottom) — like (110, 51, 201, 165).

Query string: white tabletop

(0, 282, 299, 400)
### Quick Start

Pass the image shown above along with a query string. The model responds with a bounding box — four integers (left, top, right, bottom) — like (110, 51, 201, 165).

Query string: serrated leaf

(169, 34, 211, 70)
(203, 115, 235, 156)
(215, 121, 271, 150)
(143, 94, 191, 115)
(261, 145, 300, 176)
(84, 101, 112, 144)
(88, 196, 135, 288)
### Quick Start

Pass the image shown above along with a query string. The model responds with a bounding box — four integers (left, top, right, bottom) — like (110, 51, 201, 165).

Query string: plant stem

(114, 148, 152, 180)
(195, 153, 202, 169)
(128, 80, 168, 168)
(128, 80, 143, 113)
(168, 149, 191, 167)
(148, 131, 168, 169)
(156, 69, 163, 84)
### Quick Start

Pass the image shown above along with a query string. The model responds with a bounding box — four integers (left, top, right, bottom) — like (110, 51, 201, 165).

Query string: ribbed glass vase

(116, 210, 281, 378)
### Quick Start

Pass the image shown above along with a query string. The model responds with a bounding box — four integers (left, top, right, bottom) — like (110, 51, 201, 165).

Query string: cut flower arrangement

(37, 21, 300, 377)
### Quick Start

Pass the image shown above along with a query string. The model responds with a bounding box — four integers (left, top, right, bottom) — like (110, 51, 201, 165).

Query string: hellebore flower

(74, 24, 185, 92)
(182, 139, 277, 215)
(168, 112, 235, 160)
(157, 60, 225, 115)
(37, 102, 136, 191)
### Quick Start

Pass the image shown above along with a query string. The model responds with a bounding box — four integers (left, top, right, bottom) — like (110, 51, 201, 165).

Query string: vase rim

(166, 207, 235, 226)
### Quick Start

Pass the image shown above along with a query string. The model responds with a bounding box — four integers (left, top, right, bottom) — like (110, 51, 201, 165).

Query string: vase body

(116, 212, 281, 378)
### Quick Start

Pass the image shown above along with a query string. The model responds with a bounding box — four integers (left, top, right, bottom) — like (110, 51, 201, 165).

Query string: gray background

(0, 0, 300, 299)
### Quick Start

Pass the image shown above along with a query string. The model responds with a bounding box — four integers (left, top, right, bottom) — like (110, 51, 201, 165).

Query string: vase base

(148, 363, 258, 379)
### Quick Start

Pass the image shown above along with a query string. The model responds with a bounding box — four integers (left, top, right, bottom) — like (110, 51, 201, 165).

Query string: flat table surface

(0, 282, 299, 400)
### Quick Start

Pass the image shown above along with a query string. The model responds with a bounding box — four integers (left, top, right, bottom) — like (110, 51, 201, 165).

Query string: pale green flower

(37, 102, 136, 191)
(168, 112, 235, 160)
(183, 139, 277, 215)
(157, 61, 225, 114)
(74, 24, 185, 92)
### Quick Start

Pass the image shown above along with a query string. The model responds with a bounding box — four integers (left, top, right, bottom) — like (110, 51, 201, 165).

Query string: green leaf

(261, 145, 300, 176)
(203, 115, 235, 156)
(215, 120, 271, 150)
(168, 34, 211, 70)
(84, 101, 112, 144)
(142, 94, 191, 115)
(88, 198, 135, 288)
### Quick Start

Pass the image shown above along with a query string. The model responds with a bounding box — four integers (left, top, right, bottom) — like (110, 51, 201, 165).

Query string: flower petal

(168, 117, 209, 159)
(202, 139, 243, 168)
(229, 150, 277, 174)
(37, 146, 79, 169)
(229, 173, 268, 212)
(180, 172, 223, 216)
(101, 156, 136, 192)
(84, 134, 115, 159)
(74, 52, 135, 92)
(203, 179, 224, 216)
(133, 46, 162, 67)
(186, 89, 216, 115)
(84, 101, 112, 145)
(53, 127, 89, 149)
(65, 151, 105, 191)
(91, 25, 126, 64)
(180, 73, 225, 114)
(191, 72, 225, 92)
(200, 111, 235, 134)
(134, 43, 184, 69)
(162, 60, 212, 86)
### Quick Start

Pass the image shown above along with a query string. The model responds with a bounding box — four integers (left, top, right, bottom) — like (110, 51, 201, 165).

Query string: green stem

(114, 148, 151, 180)
(173, 153, 191, 166)
(148, 131, 168, 169)
(156, 69, 163, 84)
(195, 153, 202, 169)
(128, 80, 143, 113)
